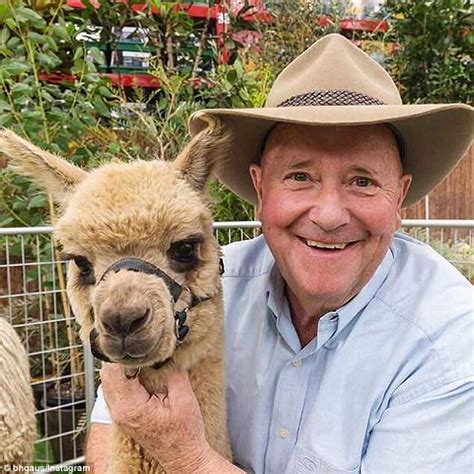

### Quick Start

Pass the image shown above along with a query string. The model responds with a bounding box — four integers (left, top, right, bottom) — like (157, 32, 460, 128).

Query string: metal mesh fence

(0, 229, 87, 468)
(0, 220, 473, 469)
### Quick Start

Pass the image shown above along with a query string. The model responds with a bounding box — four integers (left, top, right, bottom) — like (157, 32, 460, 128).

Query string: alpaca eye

(74, 256, 92, 274)
(168, 240, 199, 272)
(170, 241, 196, 262)
(73, 256, 96, 285)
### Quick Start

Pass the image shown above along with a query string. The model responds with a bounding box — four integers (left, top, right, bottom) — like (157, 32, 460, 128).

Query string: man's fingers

(165, 370, 197, 406)
(100, 361, 122, 377)
(100, 363, 194, 418)
(100, 362, 150, 413)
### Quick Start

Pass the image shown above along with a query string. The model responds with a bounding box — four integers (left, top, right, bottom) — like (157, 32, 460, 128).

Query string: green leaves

(385, 0, 472, 104)
(28, 193, 48, 209)
(98, 85, 114, 98)
(1, 27, 10, 45)
(92, 95, 110, 117)
(27, 31, 47, 44)
(1, 60, 31, 75)
(51, 24, 70, 41)
(89, 46, 105, 65)
(15, 6, 46, 28)
(10, 83, 31, 94)
(37, 51, 62, 69)
(1, 0, 266, 230)
(0, 0, 124, 230)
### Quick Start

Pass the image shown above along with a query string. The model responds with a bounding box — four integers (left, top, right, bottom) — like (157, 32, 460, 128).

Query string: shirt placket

(264, 316, 339, 473)
(264, 354, 312, 473)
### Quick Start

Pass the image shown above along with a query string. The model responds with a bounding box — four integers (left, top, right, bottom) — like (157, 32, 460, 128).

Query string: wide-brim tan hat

(189, 33, 473, 207)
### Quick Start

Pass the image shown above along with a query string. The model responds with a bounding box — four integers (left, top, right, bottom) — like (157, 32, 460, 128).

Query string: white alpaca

(0, 317, 36, 467)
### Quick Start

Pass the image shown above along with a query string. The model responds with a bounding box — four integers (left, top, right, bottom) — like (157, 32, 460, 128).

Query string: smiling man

(88, 34, 473, 473)
(249, 124, 412, 346)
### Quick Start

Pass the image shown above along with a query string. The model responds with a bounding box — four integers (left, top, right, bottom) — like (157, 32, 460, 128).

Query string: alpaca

(0, 317, 36, 468)
(0, 117, 231, 473)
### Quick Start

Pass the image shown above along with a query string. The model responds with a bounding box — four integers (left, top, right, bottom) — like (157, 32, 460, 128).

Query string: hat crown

(266, 34, 402, 107)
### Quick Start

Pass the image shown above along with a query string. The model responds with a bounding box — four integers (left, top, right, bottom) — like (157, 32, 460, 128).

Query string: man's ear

(398, 173, 413, 209)
(0, 130, 87, 205)
(249, 163, 263, 219)
(175, 115, 231, 192)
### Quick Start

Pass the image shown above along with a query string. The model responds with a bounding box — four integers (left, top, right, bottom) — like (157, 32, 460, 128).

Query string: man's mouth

(305, 239, 348, 249)
(299, 237, 359, 251)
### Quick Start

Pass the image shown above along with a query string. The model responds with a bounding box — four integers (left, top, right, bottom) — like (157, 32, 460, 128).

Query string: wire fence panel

(0, 230, 87, 468)
(0, 220, 473, 469)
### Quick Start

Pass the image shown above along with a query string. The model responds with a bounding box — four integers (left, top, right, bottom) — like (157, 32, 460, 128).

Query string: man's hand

(100, 363, 212, 472)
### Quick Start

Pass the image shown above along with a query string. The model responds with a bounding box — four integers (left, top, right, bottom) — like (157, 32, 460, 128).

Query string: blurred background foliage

(0, 0, 472, 232)
(384, 0, 472, 104)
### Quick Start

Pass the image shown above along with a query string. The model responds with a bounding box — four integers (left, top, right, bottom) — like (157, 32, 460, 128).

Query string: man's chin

(290, 274, 359, 302)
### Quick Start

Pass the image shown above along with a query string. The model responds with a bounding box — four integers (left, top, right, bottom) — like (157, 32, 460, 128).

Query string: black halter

(89, 257, 222, 372)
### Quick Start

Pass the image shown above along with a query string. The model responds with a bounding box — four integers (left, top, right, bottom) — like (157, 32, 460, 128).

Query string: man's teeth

(305, 240, 348, 249)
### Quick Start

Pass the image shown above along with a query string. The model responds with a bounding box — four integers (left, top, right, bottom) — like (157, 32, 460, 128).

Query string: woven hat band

(278, 89, 385, 107)
(274, 89, 405, 165)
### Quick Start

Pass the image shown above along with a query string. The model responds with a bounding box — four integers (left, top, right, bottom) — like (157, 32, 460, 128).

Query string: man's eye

(353, 177, 374, 187)
(289, 172, 309, 182)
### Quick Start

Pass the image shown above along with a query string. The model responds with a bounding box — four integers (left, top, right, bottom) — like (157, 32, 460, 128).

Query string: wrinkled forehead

(260, 123, 402, 171)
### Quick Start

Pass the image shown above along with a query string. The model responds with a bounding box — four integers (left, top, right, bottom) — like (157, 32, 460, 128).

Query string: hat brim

(189, 104, 473, 207)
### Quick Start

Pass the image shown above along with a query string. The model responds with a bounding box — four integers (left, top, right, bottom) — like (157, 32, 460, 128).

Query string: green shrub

(384, 0, 472, 104)
(0, 0, 266, 231)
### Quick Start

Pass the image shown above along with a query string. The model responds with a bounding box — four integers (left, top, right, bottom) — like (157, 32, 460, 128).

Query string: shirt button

(302, 457, 318, 471)
(278, 427, 289, 439)
(292, 359, 302, 367)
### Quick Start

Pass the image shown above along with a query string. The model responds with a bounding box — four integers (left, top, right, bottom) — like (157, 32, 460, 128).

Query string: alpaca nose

(101, 307, 151, 336)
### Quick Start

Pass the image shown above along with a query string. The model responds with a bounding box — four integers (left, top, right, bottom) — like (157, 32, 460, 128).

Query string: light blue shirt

(91, 233, 474, 473)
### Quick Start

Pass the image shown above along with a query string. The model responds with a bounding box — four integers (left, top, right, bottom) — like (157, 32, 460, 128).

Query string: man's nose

(101, 306, 151, 337)
(308, 187, 350, 232)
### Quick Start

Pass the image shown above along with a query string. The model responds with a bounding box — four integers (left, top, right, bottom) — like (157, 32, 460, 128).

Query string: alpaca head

(1, 118, 230, 369)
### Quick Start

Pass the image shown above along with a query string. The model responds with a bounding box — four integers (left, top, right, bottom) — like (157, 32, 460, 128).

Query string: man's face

(250, 123, 412, 308)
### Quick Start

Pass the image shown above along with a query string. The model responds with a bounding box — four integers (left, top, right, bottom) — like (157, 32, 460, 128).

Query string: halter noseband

(89, 257, 221, 373)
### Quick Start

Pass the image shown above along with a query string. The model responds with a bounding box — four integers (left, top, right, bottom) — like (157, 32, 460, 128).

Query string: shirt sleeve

(362, 378, 473, 474)
(90, 384, 113, 424)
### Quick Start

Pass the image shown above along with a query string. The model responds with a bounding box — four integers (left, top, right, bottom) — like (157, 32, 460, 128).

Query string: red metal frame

(38, 72, 213, 89)
(340, 18, 388, 33)
(66, 0, 217, 17)
(39, 72, 161, 88)
(318, 16, 388, 33)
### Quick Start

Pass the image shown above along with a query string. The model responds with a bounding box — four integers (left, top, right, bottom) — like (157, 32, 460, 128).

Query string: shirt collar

(267, 264, 285, 318)
(335, 247, 394, 335)
(267, 266, 302, 352)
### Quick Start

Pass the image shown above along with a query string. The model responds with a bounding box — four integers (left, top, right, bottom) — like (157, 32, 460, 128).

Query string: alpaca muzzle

(89, 257, 220, 372)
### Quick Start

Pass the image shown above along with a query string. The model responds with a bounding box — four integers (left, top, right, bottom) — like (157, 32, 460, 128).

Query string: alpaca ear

(0, 129, 87, 204)
(175, 115, 231, 192)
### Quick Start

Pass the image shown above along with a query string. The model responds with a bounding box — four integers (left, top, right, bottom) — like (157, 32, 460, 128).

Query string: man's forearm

(86, 423, 112, 473)
(87, 423, 240, 474)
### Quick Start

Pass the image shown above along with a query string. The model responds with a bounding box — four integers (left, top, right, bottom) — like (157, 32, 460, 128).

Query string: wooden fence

(403, 146, 473, 220)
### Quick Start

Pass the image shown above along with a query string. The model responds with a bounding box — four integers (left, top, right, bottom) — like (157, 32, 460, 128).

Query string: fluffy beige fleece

(0, 117, 232, 473)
